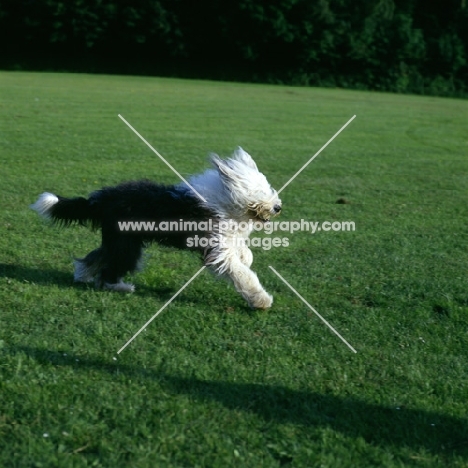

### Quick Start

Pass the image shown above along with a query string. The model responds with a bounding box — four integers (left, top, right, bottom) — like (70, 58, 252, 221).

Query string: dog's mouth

(249, 209, 281, 224)
(248, 210, 269, 223)
(247, 201, 282, 223)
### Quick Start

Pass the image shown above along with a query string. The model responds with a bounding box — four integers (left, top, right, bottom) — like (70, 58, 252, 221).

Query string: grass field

(1, 71, 467, 467)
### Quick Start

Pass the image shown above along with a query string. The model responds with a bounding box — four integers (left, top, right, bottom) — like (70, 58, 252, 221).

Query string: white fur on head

(230, 147, 258, 171)
(30, 192, 59, 220)
(186, 147, 281, 223)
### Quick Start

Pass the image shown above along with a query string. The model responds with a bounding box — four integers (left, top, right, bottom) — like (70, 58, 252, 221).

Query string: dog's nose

(273, 204, 282, 213)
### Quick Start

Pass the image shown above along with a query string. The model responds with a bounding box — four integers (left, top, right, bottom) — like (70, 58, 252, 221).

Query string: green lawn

(1, 71, 467, 467)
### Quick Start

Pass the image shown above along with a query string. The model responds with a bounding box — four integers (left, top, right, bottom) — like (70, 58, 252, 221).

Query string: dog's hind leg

(96, 236, 143, 293)
(74, 248, 104, 283)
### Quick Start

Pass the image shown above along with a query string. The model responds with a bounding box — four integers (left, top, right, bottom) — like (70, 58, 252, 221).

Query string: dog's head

(211, 147, 282, 223)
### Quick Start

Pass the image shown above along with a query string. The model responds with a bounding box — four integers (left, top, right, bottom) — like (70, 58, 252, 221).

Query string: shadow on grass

(0, 262, 247, 308)
(0, 263, 73, 288)
(0, 262, 179, 298)
(7, 346, 468, 458)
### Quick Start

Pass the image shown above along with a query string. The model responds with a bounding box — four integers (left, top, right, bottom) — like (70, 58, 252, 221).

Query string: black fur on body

(45, 180, 214, 287)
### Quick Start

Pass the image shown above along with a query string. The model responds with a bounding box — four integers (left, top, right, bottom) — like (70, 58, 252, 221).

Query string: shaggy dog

(31, 147, 282, 309)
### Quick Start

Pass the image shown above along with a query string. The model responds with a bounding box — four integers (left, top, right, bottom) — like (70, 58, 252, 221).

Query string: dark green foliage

(1, 0, 467, 96)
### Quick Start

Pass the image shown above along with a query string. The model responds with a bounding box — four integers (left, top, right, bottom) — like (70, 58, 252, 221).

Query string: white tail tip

(30, 192, 59, 219)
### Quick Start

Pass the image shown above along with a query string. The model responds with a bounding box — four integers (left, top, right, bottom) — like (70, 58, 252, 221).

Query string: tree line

(1, 0, 467, 96)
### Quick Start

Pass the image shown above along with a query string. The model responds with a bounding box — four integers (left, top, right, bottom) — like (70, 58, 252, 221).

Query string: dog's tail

(30, 192, 97, 227)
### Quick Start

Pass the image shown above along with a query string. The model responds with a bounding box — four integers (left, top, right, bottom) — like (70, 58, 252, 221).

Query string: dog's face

(211, 147, 282, 222)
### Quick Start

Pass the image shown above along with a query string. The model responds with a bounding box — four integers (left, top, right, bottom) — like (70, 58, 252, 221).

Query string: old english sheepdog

(31, 147, 282, 309)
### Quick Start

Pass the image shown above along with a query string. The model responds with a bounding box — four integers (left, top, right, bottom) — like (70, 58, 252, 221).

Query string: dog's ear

(232, 147, 258, 171)
(210, 153, 237, 180)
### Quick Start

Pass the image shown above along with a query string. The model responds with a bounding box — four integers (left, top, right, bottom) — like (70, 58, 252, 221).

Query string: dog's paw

(103, 282, 135, 293)
(249, 291, 273, 309)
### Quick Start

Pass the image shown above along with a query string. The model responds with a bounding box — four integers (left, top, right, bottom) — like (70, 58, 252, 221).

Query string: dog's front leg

(223, 257, 273, 309)
(206, 231, 272, 309)
(238, 244, 253, 267)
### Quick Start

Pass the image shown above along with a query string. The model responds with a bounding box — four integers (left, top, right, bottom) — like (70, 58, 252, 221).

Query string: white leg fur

(206, 230, 272, 309)
(74, 259, 98, 283)
(224, 257, 273, 309)
(103, 281, 135, 293)
(238, 245, 253, 267)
